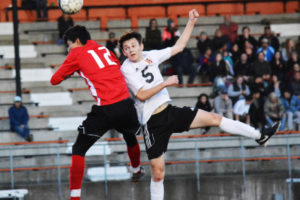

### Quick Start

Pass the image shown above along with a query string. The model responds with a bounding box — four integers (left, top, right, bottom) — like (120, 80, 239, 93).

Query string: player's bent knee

(152, 165, 165, 181)
(210, 113, 222, 126)
(152, 171, 164, 182)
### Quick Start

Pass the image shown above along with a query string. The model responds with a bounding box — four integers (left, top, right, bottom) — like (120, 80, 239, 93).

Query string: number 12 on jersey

(88, 47, 117, 69)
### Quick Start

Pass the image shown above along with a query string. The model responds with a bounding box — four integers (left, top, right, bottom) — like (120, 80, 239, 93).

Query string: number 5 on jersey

(88, 47, 117, 69)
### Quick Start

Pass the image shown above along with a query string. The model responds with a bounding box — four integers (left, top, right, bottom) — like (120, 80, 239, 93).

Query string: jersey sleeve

(50, 50, 80, 85)
(121, 61, 145, 96)
(150, 47, 172, 64)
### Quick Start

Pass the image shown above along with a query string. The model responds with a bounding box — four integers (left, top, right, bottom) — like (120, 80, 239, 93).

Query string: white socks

(130, 165, 140, 173)
(150, 179, 164, 200)
(219, 117, 261, 140)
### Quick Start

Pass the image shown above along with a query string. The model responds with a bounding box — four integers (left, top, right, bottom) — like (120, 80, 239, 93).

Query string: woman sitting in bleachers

(228, 75, 250, 105)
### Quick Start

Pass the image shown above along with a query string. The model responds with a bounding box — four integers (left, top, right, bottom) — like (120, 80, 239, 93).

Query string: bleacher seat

(0, 189, 28, 199)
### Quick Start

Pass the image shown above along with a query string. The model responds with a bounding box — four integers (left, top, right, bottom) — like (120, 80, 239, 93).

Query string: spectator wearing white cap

(257, 38, 275, 62)
(8, 96, 33, 142)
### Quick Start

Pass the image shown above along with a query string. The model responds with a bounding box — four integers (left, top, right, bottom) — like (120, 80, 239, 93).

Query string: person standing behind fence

(144, 19, 162, 50)
(35, 0, 48, 20)
(58, 14, 74, 45)
(8, 96, 33, 142)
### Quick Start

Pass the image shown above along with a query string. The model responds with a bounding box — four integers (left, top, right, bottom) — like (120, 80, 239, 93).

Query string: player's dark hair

(63, 25, 91, 45)
(119, 31, 142, 50)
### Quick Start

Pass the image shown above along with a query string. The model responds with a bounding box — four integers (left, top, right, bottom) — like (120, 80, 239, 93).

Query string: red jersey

(50, 40, 130, 106)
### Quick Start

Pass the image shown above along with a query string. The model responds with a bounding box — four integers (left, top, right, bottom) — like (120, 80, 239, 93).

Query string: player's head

(63, 25, 91, 52)
(119, 31, 143, 62)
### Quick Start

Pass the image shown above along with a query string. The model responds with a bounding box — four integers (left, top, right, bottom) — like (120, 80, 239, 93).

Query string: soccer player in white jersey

(119, 9, 280, 200)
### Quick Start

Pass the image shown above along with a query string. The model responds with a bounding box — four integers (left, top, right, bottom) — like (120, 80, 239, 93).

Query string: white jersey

(121, 48, 172, 124)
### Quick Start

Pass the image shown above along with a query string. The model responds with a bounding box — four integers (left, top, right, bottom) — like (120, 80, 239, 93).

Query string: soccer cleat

(131, 166, 145, 182)
(256, 122, 280, 146)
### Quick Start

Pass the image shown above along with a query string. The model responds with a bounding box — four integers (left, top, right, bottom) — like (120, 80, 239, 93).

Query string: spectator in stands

(162, 18, 182, 79)
(219, 15, 238, 45)
(144, 19, 162, 50)
(281, 39, 295, 62)
(197, 31, 212, 56)
(287, 51, 300, 72)
(291, 71, 300, 96)
(234, 53, 251, 80)
(228, 75, 250, 105)
(236, 26, 257, 51)
(292, 63, 300, 73)
(296, 36, 300, 56)
(270, 51, 287, 81)
(230, 43, 240, 64)
(244, 43, 256, 64)
(281, 89, 300, 130)
(258, 26, 280, 51)
(223, 50, 234, 76)
(195, 93, 213, 134)
(177, 48, 197, 84)
(57, 14, 74, 45)
(264, 92, 286, 131)
(211, 29, 229, 52)
(209, 52, 228, 82)
(251, 52, 272, 79)
(233, 95, 252, 124)
(213, 88, 233, 119)
(210, 53, 228, 96)
(35, 0, 48, 20)
(162, 18, 180, 48)
(21, 0, 35, 9)
(8, 96, 33, 142)
(264, 75, 282, 98)
(249, 89, 266, 129)
(250, 76, 266, 98)
(257, 38, 275, 62)
(106, 32, 120, 58)
(198, 47, 215, 83)
(285, 63, 300, 83)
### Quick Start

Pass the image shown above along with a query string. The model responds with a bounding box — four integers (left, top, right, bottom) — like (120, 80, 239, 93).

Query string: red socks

(127, 143, 141, 168)
(69, 144, 140, 200)
(70, 155, 85, 200)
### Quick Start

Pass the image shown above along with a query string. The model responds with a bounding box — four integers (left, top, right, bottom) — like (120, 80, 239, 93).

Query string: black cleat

(131, 166, 145, 182)
(256, 122, 280, 146)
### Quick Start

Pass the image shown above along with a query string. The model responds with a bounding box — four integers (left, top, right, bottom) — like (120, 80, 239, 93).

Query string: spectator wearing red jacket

(220, 15, 238, 45)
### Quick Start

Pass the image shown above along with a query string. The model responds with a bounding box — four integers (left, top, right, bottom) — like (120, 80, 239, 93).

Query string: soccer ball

(58, 0, 83, 14)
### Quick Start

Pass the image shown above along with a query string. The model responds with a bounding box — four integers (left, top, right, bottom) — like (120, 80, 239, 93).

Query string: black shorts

(144, 104, 198, 160)
(72, 98, 140, 156)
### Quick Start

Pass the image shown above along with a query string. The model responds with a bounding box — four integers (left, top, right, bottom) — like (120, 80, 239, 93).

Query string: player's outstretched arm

(170, 9, 199, 56)
(50, 56, 79, 85)
(136, 75, 179, 101)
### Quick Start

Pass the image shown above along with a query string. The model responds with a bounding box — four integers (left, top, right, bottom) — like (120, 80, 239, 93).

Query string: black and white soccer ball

(58, 0, 83, 14)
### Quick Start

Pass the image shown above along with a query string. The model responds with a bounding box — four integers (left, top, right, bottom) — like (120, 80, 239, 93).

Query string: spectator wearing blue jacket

(257, 38, 275, 62)
(8, 96, 33, 141)
(281, 90, 300, 130)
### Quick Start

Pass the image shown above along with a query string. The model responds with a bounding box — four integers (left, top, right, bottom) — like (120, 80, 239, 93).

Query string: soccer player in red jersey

(50, 25, 143, 200)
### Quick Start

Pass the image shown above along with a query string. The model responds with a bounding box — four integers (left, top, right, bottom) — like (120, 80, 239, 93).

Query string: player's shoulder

(121, 59, 135, 73)
(146, 48, 171, 59)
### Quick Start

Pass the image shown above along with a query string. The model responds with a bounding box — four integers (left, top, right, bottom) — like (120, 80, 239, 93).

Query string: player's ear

(140, 43, 144, 51)
(75, 38, 82, 46)
(122, 48, 127, 57)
